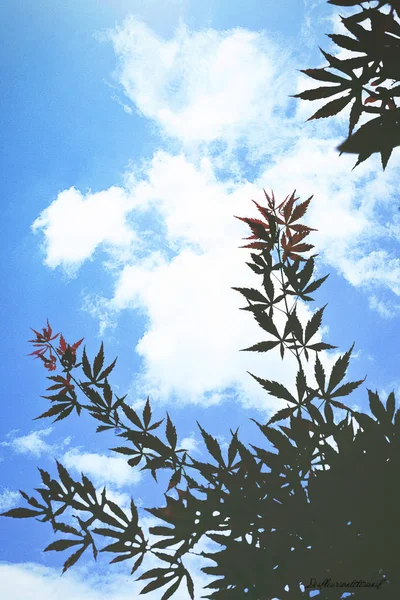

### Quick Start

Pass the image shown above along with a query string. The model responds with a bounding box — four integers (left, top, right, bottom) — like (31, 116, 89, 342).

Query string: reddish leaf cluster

(28, 320, 60, 371)
(235, 190, 315, 261)
(28, 320, 83, 372)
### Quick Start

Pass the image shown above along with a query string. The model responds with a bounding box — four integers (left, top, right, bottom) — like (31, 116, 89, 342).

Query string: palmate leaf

(308, 93, 353, 121)
(0, 507, 43, 518)
(267, 406, 297, 426)
(338, 114, 400, 170)
(240, 340, 279, 353)
(231, 287, 269, 303)
(327, 33, 363, 53)
(93, 342, 105, 379)
(44, 539, 83, 552)
(299, 68, 347, 84)
(293, 84, 346, 101)
(248, 373, 297, 404)
(62, 544, 88, 574)
(327, 344, 354, 394)
(330, 378, 365, 398)
(304, 305, 326, 344)
(368, 389, 387, 422)
(197, 422, 225, 466)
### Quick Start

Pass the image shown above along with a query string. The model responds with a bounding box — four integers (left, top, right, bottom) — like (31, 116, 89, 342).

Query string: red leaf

(364, 96, 378, 104)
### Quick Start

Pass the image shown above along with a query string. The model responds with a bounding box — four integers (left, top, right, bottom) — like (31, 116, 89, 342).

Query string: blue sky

(1, 0, 399, 597)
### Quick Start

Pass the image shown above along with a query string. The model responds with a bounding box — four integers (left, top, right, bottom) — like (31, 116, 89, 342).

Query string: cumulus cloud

(0, 563, 207, 600)
(32, 186, 136, 273)
(108, 19, 296, 152)
(1, 428, 71, 458)
(62, 449, 141, 488)
(31, 18, 400, 412)
(0, 489, 20, 512)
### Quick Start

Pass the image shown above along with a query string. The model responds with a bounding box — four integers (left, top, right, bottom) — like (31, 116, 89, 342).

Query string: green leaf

(328, 33, 362, 52)
(143, 396, 152, 428)
(296, 368, 307, 402)
(248, 373, 297, 404)
(386, 392, 396, 422)
(305, 305, 326, 344)
(0, 507, 43, 519)
(56, 461, 75, 492)
(330, 378, 365, 398)
(185, 570, 195, 600)
(231, 287, 269, 303)
(287, 308, 303, 344)
(98, 357, 118, 381)
(121, 403, 143, 429)
(166, 414, 177, 449)
(308, 93, 353, 121)
(62, 544, 87, 573)
(110, 446, 137, 456)
(44, 539, 83, 552)
(319, 47, 367, 76)
(307, 402, 324, 426)
(300, 68, 348, 84)
(327, 345, 354, 394)
(260, 425, 293, 453)
(34, 403, 71, 421)
(93, 342, 104, 379)
(161, 577, 182, 600)
(92, 527, 123, 539)
(253, 311, 280, 339)
(53, 404, 75, 423)
(308, 342, 337, 351)
(197, 422, 225, 466)
(240, 340, 279, 353)
(139, 574, 177, 595)
(82, 347, 92, 380)
(314, 355, 326, 392)
(267, 406, 296, 426)
(303, 274, 329, 295)
(294, 84, 345, 101)
(324, 401, 334, 425)
(107, 499, 130, 525)
(368, 389, 386, 423)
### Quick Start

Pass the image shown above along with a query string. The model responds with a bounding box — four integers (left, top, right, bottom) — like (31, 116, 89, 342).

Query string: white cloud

(1, 428, 71, 458)
(109, 19, 297, 151)
(369, 295, 400, 319)
(62, 449, 141, 488)
(0, 563, 207, 600)
(32, 186, 136, 272)
(0, 489, 20, 512)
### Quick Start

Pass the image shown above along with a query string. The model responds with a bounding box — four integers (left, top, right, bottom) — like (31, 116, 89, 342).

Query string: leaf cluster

(296, 0, 400, 169)
(2, 190, 398, 598)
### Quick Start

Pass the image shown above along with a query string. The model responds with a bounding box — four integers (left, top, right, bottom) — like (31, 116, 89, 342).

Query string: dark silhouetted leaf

(240, 341, 279, 353)
(327, 345, 354, 393)
(62, 544, 87, 573)
(305, 305, 326, 344)
(308, 93, 353, 121)
(93, 343, 104, 379)
(44, 539, 83, 552)
(249, 374, 297, 404)
(1, 507, 43, 518)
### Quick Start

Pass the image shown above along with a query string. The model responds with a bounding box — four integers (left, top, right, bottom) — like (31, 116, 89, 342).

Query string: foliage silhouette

(2, 190, 397, 598)
(295, 0, 400, 169)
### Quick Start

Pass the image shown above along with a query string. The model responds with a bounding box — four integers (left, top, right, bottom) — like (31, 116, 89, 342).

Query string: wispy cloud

(62, 449, 141, 488)
(1, 428, 71, 458)
(0, 489, 20, 512)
